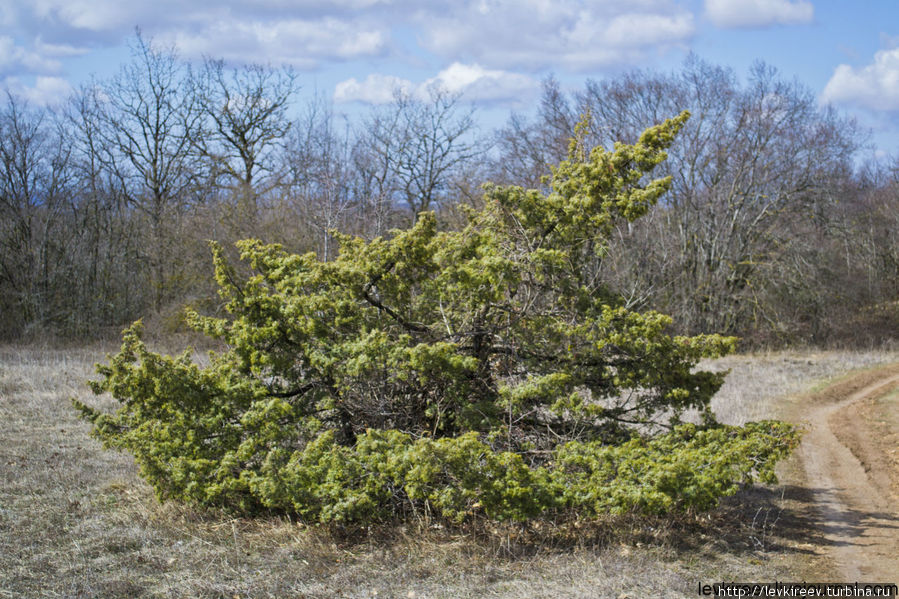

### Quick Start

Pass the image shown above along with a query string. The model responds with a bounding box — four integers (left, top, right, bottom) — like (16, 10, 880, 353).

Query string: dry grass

(706, 349, 899, 424)
(1, 345, 895, 598)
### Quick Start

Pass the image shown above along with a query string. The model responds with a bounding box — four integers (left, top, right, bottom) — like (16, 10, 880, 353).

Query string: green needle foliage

(75, 112, 799, 524)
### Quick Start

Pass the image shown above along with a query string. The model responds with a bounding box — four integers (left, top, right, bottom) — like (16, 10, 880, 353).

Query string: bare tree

(283, 97, 357, 259)
(95, 32, 201, 311)
(0, 92, 74, 334)
(357, 87, 484, 223)
(568, 58, 862, 340)
(191, 59, 298, 222)
(351, 102, 403, 238)
(64, 84, 147, 331)
(492, 76, 576, 188)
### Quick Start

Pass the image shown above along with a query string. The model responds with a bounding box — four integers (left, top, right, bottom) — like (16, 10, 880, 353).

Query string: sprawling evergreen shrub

(75, 112, 799, 523)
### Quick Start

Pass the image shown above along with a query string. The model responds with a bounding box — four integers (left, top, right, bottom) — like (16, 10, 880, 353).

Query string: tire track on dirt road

(793, 366, 899, 580)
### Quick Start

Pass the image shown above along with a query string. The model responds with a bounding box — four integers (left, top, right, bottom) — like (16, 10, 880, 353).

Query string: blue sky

(1, 0, 897, 155)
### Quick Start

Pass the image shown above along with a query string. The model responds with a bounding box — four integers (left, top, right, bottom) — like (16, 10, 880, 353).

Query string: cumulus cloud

(0, 36, 64, 75)
(159, 18, 388, 68)
(425, 63, 538, 102)
(334, 74, 414, 104)
(238, 0, 393, 11)
(30, 0, 140, 31)
(334, 63, 538, 105)
(821, 47, 899, 112)
(34, 39, 90, 58)
(416, 1, 695, 71)
(2, 0, 703, 98)
(2, 75, 73, 105)
(10, 0, 396, 71)
(704, 0, 813, 29)
(8, 0, 698, 76)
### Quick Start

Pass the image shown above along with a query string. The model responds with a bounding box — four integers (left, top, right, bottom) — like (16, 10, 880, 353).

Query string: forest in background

(2, 36, 898, 347)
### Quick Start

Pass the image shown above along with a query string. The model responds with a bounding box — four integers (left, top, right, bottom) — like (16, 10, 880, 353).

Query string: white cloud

(334, 63, 538, 105)
(705, 0, 813, 29)
(3, 0, 699, 86)
(241, 0, 393, 10)
(2, 75, 73, 105)
(160, 18, 387, 68)
(0, 2, 18, 27)
(10, 0, 396, 70)
(30, 0, 141, 31)
(821, 47, 899, 112)
(425, 63, 538, 102)
(34, 39, 90, 58)
(416, 1, 695, 71)
(334, 74, 413, 104)
(603, 12, 695, 48)
(0, 36, 63, 75)
(6, 0, 701, 79)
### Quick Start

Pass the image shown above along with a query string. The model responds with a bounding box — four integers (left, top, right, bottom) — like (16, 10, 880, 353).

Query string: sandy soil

(790, 365, 899, 581)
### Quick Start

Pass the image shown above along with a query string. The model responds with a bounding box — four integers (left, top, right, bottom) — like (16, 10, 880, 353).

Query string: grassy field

(1, 344, 896, 598)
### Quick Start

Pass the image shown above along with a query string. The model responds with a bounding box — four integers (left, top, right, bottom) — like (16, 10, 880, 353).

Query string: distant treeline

(1, 36, 897, 346)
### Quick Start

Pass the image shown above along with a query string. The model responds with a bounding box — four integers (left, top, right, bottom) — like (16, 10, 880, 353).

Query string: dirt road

(792, 365, 899, 580)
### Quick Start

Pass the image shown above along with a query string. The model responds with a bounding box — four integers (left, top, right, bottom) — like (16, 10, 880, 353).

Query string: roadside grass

(869, 388, 899, 497)
(1, 345, 896, 598)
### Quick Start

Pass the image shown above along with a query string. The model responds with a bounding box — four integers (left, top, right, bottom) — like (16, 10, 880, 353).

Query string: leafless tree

(571, 58, 862, 340)
(64, 84, 147, 331)
(1, 48, 892, 347)
(492, 76, 576, 188)
(191, 58, 298, 222)
(283, 97, 357, 259)
(0, 92, 74, 333)
(356, 87, 485, 223)
(95, 32, 202, 311)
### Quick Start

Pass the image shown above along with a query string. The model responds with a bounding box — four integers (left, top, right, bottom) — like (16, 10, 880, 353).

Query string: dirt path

(792, 366, 899, 580)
